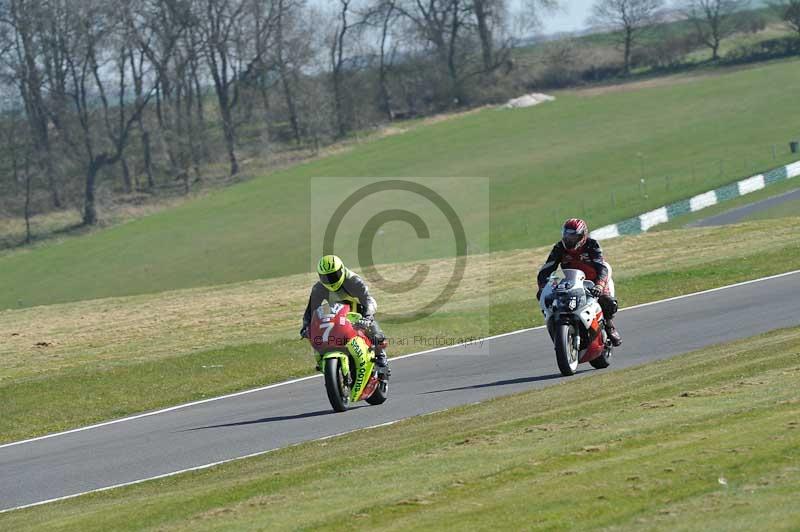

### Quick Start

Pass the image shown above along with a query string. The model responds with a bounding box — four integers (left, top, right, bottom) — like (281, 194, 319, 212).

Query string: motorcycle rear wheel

(324, 358, 351, 412)
(590, 346, 612, 369)
(554, 324, 579, 376)
(366, 379, 388, 405)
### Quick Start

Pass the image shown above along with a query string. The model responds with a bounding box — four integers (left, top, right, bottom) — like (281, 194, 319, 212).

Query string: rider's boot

(605, 319, 622, 347)
(373, 341, 391, 378)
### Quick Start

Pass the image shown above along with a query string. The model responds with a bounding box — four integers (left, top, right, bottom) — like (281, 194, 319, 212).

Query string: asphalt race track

(688, 187, 800, 227)
(2, 271, 799, 512)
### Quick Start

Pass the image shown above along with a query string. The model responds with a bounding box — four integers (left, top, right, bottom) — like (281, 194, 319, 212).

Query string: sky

(308, 1, 599, 36)
(532, 0, 597, 34)
(310, 0, 691, 38)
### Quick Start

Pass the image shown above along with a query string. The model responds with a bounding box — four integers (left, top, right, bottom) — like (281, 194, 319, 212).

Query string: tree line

(0, 0, 797, 241)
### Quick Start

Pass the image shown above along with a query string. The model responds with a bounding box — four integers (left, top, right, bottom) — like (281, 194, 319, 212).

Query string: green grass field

(3, 325, 798, 530)
(0, 59, 799, 309)
(3, 218, 800, 444)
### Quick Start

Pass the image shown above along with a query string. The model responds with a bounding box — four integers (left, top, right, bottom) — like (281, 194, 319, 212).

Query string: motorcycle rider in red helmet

(536, 218, 623, 346)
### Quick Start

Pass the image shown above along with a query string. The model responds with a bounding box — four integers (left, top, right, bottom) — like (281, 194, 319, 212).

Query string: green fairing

(321, 352, 350, 377)
(318, 310, 375, 403)
(347, 336, 374, 402)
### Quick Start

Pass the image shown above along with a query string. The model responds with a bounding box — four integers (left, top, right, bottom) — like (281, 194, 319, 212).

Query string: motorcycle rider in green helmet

(301, 255, 390, 375)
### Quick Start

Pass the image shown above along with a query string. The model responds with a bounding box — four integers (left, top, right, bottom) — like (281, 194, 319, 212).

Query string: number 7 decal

(321, 321, 335, 342)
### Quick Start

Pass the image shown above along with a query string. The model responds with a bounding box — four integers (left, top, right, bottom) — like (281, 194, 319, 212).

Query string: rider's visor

(320, 269, 343, 287)
(562, 229, 583, 249)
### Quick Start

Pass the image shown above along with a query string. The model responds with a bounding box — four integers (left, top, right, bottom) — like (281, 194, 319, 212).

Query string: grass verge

(2, 219, 800, 444)
(3, 326, 799, 530)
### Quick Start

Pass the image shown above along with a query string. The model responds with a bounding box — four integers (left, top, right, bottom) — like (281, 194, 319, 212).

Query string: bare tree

(126, 45, 154, 189)
(272, 0, 305, 144)
(240, 0, 279, 151)
(769, 0, 800, 36)
(299, 77, 334, 154)
(112, 44, 135, 193)
(473, 0, 502, 72)
(125, 0, 195, 184)
(18, 128, 34, 243)
(198, 0, 248, 176)
(1, 0, 63, 208)
(330, 0, 354, 137)
(473, 0, 537, 76)
(396, 0, 477, 106)
(58, 1, 157, 225)
(187, 24, 211, 162)
(376, 0, 399, 119)
(171, 41, 198, 192)
(589, 0, 664, 74)
(538, 38, 580, 87)
(1, 108, 35, 243)
(682, 0, 749, 60)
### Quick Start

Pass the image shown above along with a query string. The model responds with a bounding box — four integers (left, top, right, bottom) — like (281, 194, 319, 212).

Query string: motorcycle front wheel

(324, 358, 351, 412)
(554, 324, 579, 376)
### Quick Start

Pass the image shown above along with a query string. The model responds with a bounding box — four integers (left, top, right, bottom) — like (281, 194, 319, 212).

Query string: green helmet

(317, 255, 347, 291)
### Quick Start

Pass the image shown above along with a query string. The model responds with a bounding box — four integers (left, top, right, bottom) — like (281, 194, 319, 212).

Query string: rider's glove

(355, 317, 374, 331)
(588, 283, 604, 298)
(300, 326, 309, 339)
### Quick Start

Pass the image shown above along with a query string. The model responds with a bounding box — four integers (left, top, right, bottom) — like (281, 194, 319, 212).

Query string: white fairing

(540, 269, 603, 328)
(575, 299, 603, 328)
(540, 282, 555, 315)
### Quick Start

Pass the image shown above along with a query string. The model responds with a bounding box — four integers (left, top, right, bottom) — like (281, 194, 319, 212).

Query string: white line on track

(0, 419, 401, 515)
(2, 268, 798, 454)
(0, 333, 540, 451)
(0, 270, 800, 456)
(617, 269, 800, 312)
(0, 410, 463, 515)
(1, 269, 798, 514)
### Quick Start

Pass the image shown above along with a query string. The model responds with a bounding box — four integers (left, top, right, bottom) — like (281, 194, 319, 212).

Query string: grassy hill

(1, 58, 799, 309)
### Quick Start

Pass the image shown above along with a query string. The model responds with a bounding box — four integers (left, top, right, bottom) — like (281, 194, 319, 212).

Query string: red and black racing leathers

(536, 237, 621, 347)
(537, 238, 609, 291)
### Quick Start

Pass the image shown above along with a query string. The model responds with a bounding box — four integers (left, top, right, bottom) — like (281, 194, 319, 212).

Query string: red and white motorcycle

(539, 269, 613, 376)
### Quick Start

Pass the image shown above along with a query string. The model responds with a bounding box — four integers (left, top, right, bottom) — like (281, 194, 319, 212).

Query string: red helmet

(562, 218, 588, 250)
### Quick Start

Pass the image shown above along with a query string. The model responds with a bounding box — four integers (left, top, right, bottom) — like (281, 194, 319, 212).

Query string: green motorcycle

(306, 303, 388, 412)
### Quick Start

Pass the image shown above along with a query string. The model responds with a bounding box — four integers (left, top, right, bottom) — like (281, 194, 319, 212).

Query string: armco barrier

(592, 160, 800, 240)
